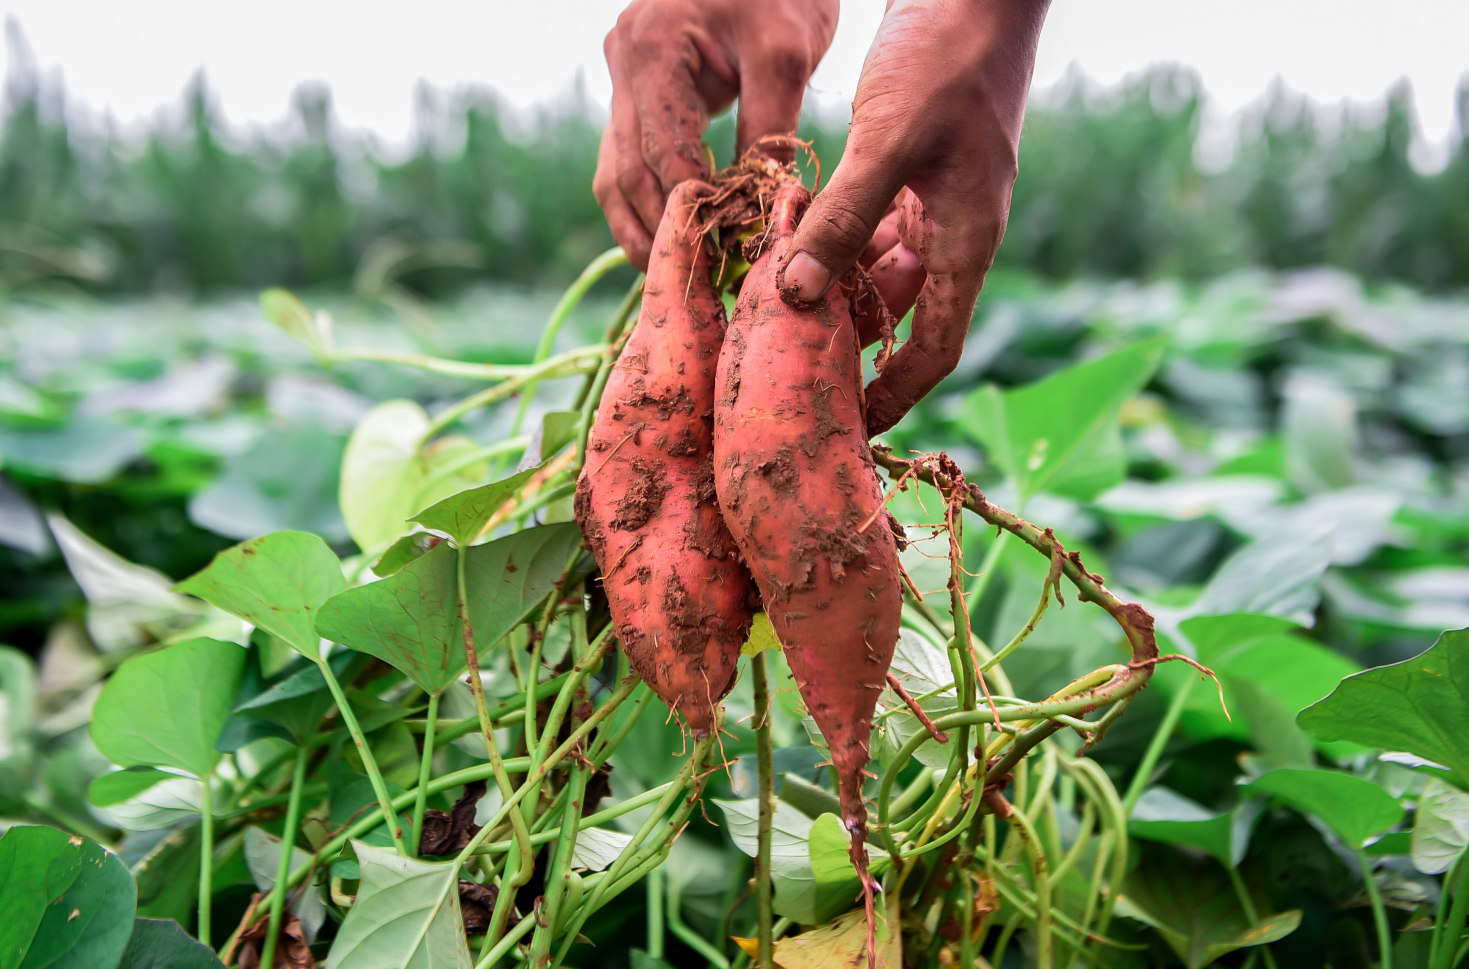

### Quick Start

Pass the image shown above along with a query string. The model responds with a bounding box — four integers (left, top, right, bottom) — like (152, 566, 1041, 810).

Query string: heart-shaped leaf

(1117, 843, 1300, 969)
(316, 523, 580, 695)
(964, 335, 1167, 500)
(91, 637, 245, 777)
(1129, 787, 1263, 868)
(339, 400, 488, 554)
(88, 768, 175, 808)
(1410, 778, 1469, 874)
(0, 825, 137, 969)
(1298, 628, 1469, 783)
(1243, 768, 1403, 847)
(409, 467, 539, 547)
(116, 918, 225, 969)
(328, 840, 473, 969)
(807, 813, 892, 925)
(177, 531, 346, 657)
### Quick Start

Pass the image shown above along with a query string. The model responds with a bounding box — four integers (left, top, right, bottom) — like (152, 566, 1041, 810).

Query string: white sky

(4, 0, 1467, 161)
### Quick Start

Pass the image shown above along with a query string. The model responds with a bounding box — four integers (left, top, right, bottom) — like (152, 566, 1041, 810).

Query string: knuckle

(805, 200, 882, 260)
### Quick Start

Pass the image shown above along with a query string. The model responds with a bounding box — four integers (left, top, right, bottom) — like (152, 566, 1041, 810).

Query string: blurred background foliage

(0, 60, 1467, 297)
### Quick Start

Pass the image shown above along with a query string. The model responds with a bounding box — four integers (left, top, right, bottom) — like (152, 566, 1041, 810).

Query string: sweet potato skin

(713, 182, 903, 863)
(575, 180, 754, 737)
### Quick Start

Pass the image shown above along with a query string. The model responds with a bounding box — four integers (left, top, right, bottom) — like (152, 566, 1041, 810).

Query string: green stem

(528, 763, 587, 967)
(574, 276, 644, 468)
(1357, 848, 1395, 969)
(198, 772, 214, 947)
(965, 519, 1013, 613)
(1435, 850, 1469, 969)
(667, 874, 731, 969)
(1121, 675, 1196, 818)
(1227, 865, 1280, 969)
(317, 657, 408, 854)
(510, 247, 628, 439)
(410, 692, 440, 855)
(752, 651, 775, 969)
(647, 866, 666, 959)
(1004, 797, 1051, 969)
(424, 344, 607, 439)
(455, 543, 536, 946)
(476, 910, 537, 969)
(416, 436, 530, 500)
(259, 747, 308, 969)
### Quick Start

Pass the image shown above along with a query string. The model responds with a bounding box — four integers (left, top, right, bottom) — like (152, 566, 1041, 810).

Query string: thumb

(776, 129, 908, 304)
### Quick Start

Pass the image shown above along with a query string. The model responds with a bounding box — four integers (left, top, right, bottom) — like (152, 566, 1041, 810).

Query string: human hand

(777, 0, 1052, 436)
(595, 0, 838, 270)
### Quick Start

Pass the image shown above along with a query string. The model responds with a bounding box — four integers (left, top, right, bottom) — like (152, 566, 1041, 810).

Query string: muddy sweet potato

(712, 180, 904, 911)
(574, 180, 755, 737)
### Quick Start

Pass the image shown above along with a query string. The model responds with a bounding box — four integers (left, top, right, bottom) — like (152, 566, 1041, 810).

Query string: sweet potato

(574, 180, 754, 737)
(712, 180, 904, 912)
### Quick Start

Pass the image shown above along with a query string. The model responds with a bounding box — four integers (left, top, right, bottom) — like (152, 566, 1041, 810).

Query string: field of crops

(2, 244, 1467, 967)
(2, 49, 1469, 969)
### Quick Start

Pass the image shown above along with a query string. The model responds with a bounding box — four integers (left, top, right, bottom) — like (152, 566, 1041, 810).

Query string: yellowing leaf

(742, 612, 783, 657)
(738, 891, 901, 969)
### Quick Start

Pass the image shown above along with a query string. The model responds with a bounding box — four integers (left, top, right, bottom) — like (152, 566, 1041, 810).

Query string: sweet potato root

(575, 180, 754, 737)
(713, 180, 904, 915)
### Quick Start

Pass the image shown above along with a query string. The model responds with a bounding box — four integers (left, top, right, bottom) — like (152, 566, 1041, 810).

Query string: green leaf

(91, 638, 246, 777)
(0, 420, 148, 484)
(116, 918, 225, 969)
(1298, 628, 1469, 783)
(538, 410, 580, 461)
(807, 813, 891, 925)
(232, 650, 361, 744)
(1243, 768, 1403, 847)
(1128, 787, 1262, 868)
(177, 531, 346, 657)
(1117, 844, 1300, 969)
(715, 798, 820, 924)
(340, 400, 488, 554)
(0, 646, 36, 814)
(372, 532, 443, 578)
(0, 825, 137, 969)
(963, 335, 1167, 500)
(328, 840, 473, 969)
(130, 824, 201, 924)
(316, 523, 580, 694)
(88, 768, 174, 808)
(409, 467, 538, 547)
(260, 288, 328, 359)
(1179, 613, 1300, 655)
(1410, 778, 1469, 874)
(189, 423, 349, 544)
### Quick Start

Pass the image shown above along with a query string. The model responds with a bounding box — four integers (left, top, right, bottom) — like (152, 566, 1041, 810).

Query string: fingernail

(784, 251, 833, 303)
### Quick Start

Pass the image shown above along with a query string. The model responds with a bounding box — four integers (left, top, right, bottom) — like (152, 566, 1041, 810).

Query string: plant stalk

(260, 745, 309, 968)
(1122, 674, 1196, 817)
(199, 772, 214, 947)
(753, 650, 775, 969)
(317, 657, 408, 854)
(1357, 848, 1395, 969)
(410, 691, 440, 855)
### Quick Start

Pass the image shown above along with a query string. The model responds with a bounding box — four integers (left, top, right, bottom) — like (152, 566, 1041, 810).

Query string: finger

(864, 185, 1000, 435)
(863, 269, 981, 436)
(595, 126, 654, 271)
(852, 240, 925, 348)
(606, 27, 670, 237)
(858, 204, 901, 269)
(733, 37, 817, 161)
(625, 18, 711, 191)
(776, 117, 910, 305)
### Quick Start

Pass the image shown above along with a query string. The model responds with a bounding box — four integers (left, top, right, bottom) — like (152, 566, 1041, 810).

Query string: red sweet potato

(575, 180, 755, 737)
(712, 180, 904, 909)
